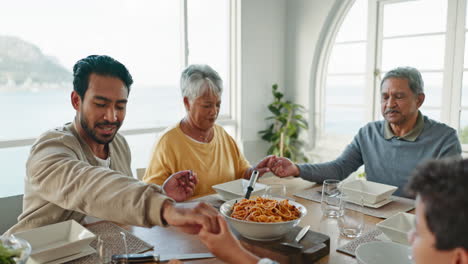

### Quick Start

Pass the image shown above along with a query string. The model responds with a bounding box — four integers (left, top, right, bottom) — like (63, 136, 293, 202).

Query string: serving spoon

(281, 225, 310, 249)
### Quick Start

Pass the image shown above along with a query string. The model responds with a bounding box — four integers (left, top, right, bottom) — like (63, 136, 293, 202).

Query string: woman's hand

(163, 170, 199, 202)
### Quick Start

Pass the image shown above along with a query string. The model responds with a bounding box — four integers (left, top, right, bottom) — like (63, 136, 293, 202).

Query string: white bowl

(376, 212, 415, 245)
(356, 241, 412, 264)
(341, 180, 397, 204)
(13, 220, 96, 263)
(220, 198, 307, 241)
(212, 179, 267, 201)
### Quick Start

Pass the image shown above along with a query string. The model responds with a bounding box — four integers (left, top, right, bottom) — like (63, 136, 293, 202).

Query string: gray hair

(380, 66, 424, 95)
(180, 64, 223, 101)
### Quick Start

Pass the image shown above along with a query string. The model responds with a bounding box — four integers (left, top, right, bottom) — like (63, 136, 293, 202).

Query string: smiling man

(266, 67, 461, 197)
(407, 158, 468, 264)
(5, 55, 220, 236)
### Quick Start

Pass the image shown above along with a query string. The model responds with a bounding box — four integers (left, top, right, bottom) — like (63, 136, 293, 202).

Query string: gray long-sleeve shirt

(297, 115, 462, 197)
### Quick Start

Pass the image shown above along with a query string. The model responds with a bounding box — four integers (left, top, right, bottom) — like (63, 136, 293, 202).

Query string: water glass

(97, 233, 128, 264)
(263, 184, 287, 199)
(321, 179, 342, 218)
(338, 194, 364, 238)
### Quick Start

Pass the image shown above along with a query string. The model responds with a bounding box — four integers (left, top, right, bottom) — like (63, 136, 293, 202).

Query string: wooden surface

(124, 176, 411, 263)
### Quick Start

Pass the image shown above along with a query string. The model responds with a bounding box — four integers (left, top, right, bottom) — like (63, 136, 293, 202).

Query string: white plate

(26, 245, 95, 264)
(356, 241, 412, 264)
(346, 196, 393, 208)
(14, 220, 96, 263)
(212, 179, 267, 201)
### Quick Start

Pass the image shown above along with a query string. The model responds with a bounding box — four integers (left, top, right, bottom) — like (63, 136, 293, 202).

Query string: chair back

(0, 194, 23, 234)
(136, 168, 146, 180)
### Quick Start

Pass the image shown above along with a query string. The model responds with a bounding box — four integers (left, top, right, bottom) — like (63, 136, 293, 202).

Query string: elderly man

(5, 55, 218, 236)
(407, 158, 468, 264)
(267, 67, 461, 197)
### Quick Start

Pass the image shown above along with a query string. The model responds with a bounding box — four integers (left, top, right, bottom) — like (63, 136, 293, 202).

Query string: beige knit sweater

(5, 122, 171, 235)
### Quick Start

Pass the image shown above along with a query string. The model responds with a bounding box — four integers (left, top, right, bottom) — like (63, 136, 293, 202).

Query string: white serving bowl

(13, 220, 96, 263)
(212, 179, 267, 201)
(376, 212, 415, 245)
(341, 180, 397, 204)
(220, 197, 307, 241)
(356, 241, 412, 264)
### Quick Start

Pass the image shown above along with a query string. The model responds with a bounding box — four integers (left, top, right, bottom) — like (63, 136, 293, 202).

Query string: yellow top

(143, 123, 251, 196)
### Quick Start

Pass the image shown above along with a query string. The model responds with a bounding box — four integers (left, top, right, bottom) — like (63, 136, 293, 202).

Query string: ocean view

(0, 86, 186, 197)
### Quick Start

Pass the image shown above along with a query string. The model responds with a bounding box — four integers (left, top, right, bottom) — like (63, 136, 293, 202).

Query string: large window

(320, 0, 468, 151)
(0, 0, 234, 197)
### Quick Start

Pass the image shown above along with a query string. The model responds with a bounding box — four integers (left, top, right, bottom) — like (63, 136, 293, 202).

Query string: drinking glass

(263, 184, 287, 199)
(320, 179, 341, 218)
(97, 233, 128, 264)
(338, 194, 364, 238)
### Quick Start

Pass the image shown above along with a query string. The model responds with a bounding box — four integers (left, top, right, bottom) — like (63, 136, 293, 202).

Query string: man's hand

(198, 215, 260, 264)
(162, 201, 220, 235)
(267, 156, 300, 177)
(163, 170, 198, 202)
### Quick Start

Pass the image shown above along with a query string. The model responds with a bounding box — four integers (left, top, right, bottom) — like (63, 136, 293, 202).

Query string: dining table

(118, 176, 413, 264)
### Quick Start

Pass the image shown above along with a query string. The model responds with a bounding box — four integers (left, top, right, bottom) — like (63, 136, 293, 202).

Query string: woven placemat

(69, 222, 153, 264)
(336, 228, 383, 257)
(293, 186, 415, 219)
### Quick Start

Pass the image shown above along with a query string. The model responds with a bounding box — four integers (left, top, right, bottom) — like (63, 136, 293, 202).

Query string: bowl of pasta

(220, 197, 307, 241)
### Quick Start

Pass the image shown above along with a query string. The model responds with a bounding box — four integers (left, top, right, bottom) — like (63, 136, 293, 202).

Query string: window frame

(314, 0, 468, 155)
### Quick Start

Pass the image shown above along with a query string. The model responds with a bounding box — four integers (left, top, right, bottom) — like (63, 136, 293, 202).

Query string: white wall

(285, 0, 337, 151)
(239, 0, 286, 163)
(239, 0, 338, 163)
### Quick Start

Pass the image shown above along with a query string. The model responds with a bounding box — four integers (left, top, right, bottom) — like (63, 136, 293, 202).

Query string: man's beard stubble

(79, 112, 121, 145)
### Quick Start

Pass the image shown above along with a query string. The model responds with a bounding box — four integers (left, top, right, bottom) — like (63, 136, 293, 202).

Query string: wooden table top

(125, 176, 411, 264)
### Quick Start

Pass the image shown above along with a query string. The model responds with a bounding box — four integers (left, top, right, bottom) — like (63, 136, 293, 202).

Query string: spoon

(281, 225, 310, 249)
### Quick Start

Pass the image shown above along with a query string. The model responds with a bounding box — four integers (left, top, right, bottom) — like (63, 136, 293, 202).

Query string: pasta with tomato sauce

(230, 197, 301, 222)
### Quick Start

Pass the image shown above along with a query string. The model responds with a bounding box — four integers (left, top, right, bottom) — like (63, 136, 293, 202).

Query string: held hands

(163, 170, 198, 202)
(198, 215, 260, 264)
(265, 155, 300, 178)
(162, 201, 220, 235)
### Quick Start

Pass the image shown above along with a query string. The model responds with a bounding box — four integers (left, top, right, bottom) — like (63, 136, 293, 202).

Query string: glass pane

(0, 146, 30, 197)
(420, 72, 443, 108)
(335, 0, 368, 42)
(459, 110, 468, 144)
(381, 35, 445, 71)
(0, 0, 182, 140)
(383, 0, 447, 37)
(461, 71, 468, 106)
(188, 0, 230, 116)
(328, 43, 367, 74)
(125, 133, 159, 174)
(464, 33, 468, 69)
(419, 108, 441, 121)
(325, 75, 365, 105)
(325, 106, 366, 136)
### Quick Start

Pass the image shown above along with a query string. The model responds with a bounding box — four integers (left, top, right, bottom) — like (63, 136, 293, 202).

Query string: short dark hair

(72, 55, 133, 99)
(406, 158, 468, 250)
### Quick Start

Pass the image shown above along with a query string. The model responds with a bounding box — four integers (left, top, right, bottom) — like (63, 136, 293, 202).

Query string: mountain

(0, 35, 72, 87)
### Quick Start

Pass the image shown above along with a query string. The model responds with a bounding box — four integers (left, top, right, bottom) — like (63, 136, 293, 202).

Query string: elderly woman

(143, 64, 270, 198)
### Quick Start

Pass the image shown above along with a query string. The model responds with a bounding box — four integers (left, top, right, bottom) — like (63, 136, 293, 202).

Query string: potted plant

(258, 84, 309, 162)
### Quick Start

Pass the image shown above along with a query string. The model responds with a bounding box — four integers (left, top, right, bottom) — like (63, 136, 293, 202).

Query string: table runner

(70, 222, 153, 264)
(293, 186, 415, 219)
